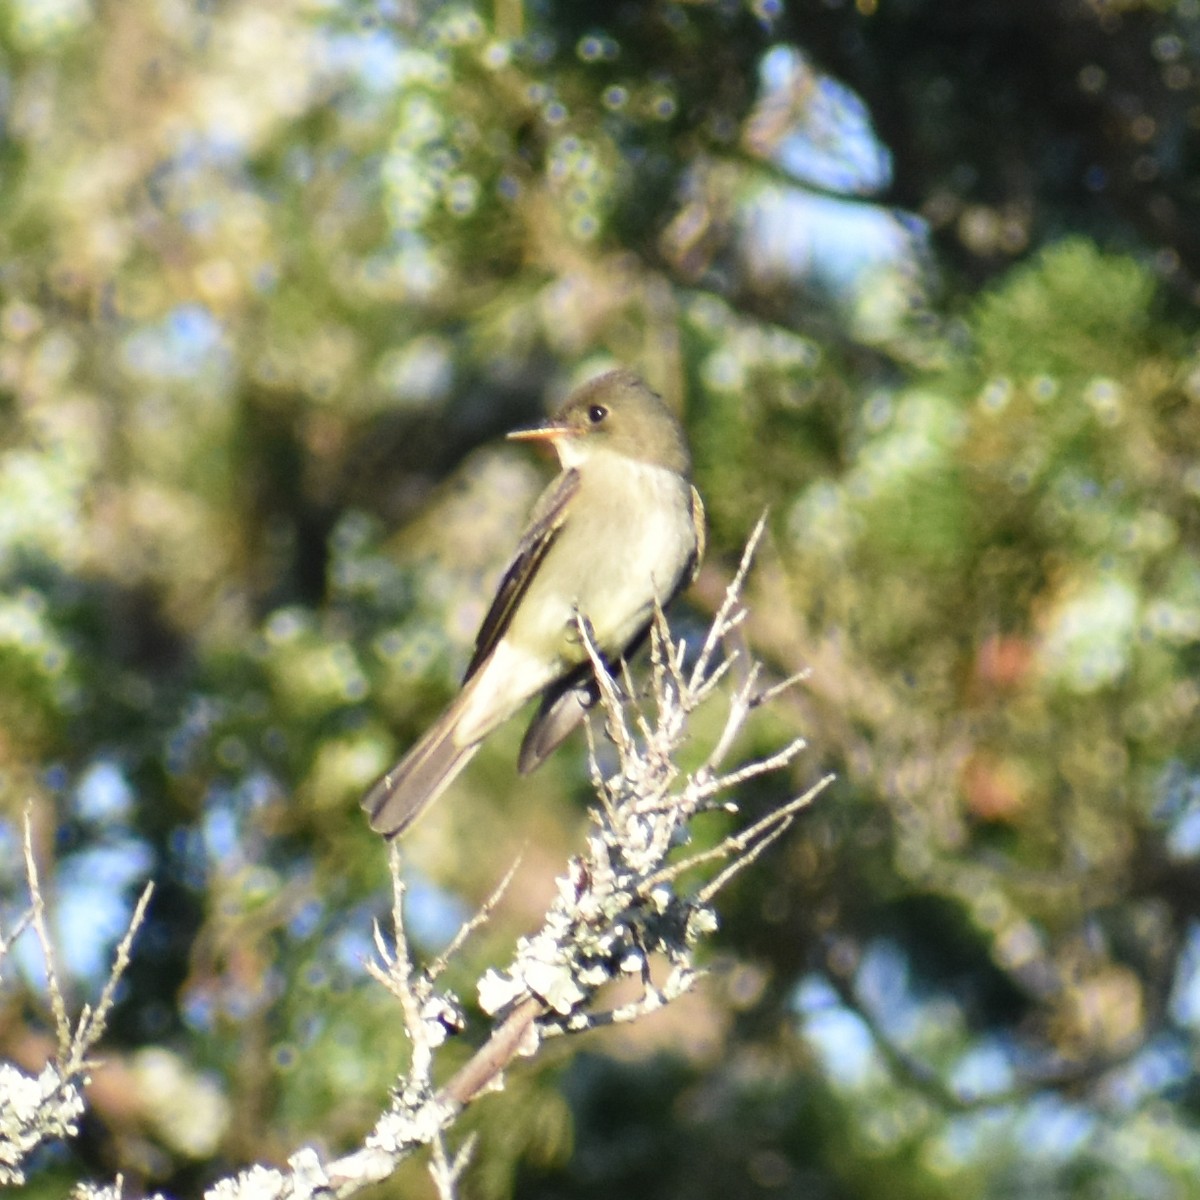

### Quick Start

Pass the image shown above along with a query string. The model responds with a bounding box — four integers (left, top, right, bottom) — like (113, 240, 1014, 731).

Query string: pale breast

(507, 453, 697, 663)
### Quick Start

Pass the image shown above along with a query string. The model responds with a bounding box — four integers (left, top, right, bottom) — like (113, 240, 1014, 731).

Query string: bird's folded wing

(688, 483, 706, 584)
(462, 467, 580, 682)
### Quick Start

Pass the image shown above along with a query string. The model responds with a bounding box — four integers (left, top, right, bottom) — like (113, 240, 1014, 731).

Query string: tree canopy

(2, 1, 1199, 1197)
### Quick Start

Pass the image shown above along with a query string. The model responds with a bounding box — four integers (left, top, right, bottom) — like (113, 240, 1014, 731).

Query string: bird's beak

(506, 419, 572, 444)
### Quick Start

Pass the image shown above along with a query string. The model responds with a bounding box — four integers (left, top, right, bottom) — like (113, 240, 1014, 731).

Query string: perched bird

(363, 368, 706, 838)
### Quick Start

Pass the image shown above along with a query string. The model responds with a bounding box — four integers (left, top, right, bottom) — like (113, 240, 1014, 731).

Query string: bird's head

(508, 369, 691, 476)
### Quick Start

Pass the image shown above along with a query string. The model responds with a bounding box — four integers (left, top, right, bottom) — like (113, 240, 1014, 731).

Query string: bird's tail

(362, 697, 481, 838)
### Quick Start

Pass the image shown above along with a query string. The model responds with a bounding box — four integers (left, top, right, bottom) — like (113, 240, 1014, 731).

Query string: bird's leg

(568, 608, 630, 700)
(565, 607, 597, 647)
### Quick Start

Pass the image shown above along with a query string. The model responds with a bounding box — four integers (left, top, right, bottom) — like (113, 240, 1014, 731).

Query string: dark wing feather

(462, 468, 580, 682)
(687, 484, 706, 584)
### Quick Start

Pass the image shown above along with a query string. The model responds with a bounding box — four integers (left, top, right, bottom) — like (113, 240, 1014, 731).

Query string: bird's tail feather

(363, 700, 481, 838)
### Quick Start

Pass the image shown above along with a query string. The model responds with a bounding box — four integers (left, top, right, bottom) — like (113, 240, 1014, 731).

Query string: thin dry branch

(688, 511, 767, 694)
(0, 905, 35, 965)
(425, 856, 522, 984)
(315, 524, 826, 1197)
(64, 883, 155, 1078)
(1, 814, 154, 1188)
(22, 817, 72, 1061)
(40, 525, 821, 1200)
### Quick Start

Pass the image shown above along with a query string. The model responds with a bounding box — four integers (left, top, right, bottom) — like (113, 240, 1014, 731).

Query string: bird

(362, 367, 706, 838)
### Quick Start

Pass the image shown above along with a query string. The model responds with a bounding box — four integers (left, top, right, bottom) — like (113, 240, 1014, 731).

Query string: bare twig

(12, 525, 819, 1200)
(426, 856, 522, 984)
(0, 905, 36, 965)
(688, 511, 767, 695)
(646, 778, 832, 895)
(63, 883, 154, 1077)
(22, 816, 72, 1061)
(1, 814, 154, 1188)
(311, 523, 823, 1198)
(750, 667, 811, 710)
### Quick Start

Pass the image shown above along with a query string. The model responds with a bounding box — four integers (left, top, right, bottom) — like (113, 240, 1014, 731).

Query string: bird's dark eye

(587, 404, 608, 424)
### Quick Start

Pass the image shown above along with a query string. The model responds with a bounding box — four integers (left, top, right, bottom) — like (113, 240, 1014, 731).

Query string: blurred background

(2, 0, 1200, 1195)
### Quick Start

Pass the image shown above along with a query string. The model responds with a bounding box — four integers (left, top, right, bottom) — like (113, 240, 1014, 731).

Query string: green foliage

(1, 2, 1199, 1198)
(972, 240, 1164, 381)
